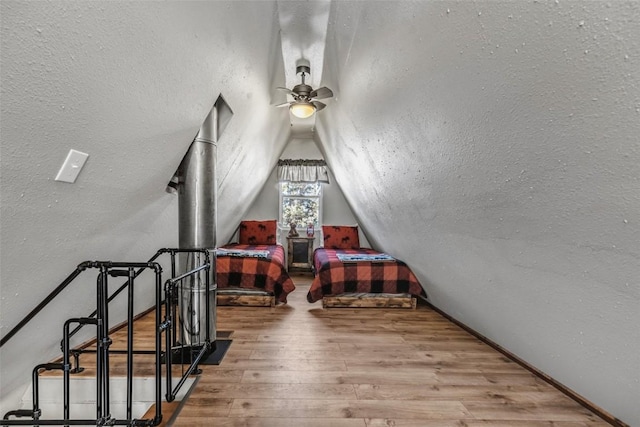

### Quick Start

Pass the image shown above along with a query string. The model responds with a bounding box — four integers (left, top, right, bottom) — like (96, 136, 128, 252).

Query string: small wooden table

(286, 237, 314, 272)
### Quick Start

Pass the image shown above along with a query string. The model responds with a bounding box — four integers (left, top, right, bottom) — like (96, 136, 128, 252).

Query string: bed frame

(216, 289, 276, 307)
(322, 293, 417, 309)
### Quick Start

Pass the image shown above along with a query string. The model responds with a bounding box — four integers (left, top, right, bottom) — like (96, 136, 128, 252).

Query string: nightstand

(286, 237, 314, 272)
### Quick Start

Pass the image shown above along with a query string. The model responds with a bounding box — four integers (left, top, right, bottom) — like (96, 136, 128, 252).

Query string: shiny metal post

(176, 103, 219, 345)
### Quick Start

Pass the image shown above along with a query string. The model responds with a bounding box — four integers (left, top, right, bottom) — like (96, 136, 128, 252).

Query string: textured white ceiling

(276, 0, 331, 136)
(277, 0, 330, 90)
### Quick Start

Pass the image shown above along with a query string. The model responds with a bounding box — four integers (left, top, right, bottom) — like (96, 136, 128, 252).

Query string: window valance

(277, 159, 330, 183)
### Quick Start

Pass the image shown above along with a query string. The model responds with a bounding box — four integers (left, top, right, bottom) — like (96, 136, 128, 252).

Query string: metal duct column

(177, 105, 218, 346)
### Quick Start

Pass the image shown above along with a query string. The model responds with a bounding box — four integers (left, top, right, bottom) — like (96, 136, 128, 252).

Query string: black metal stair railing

(1, 249, 214, 427)
(56, 249, 214, 402)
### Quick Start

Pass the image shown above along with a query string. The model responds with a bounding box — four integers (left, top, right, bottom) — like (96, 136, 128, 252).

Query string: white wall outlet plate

(54, 149, 89, 183)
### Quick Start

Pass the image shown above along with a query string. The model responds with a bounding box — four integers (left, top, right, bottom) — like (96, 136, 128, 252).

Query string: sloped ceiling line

(276, 0, 331, 136)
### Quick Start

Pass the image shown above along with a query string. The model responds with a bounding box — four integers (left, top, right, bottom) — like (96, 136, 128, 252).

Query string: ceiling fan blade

(310, 87, 333, 100)
(275, 102, 292, 108)
(312, 101, 326, 111)
(276, 87, 295, 95)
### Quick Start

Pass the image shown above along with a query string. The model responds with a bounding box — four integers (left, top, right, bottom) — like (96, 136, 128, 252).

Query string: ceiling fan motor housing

(293, 83, 313, 98)
(274, 60, 332, 115)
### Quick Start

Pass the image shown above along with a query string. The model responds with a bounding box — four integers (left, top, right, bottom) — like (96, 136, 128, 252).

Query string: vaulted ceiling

(1, 1, 638, 424)
(276, 0, 331, 136)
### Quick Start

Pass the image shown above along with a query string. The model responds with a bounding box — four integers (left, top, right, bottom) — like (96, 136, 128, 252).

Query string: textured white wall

(316, 1, 639, 424)
(0, 1, 289, 411)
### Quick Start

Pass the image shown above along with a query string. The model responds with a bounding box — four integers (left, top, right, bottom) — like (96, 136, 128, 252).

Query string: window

(280, 181, 322, 229)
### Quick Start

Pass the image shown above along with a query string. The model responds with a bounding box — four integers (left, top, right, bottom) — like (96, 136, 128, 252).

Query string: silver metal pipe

(177, 104, 219, 345)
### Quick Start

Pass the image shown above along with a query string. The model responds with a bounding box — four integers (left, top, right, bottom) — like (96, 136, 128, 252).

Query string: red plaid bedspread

(307, 248, 425, 303)
(217, 244, 295, 303)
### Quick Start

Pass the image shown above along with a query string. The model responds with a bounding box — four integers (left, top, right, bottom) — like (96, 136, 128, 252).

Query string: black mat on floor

(200, 339, 232, 365)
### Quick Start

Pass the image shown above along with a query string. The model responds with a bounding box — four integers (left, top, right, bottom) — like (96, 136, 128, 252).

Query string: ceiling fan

(276, 61, 333, 119)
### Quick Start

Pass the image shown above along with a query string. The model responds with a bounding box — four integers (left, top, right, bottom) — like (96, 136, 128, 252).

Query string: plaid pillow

(239, 220, 277, 245)
(322, 225, 360, 249)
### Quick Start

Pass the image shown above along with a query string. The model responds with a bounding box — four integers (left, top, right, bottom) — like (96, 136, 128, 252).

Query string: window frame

(278, 181, 323, 231)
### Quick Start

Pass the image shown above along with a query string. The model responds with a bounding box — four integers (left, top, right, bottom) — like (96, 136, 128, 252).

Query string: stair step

(31, 401, 152, 423)
(12, 376, 195, 424)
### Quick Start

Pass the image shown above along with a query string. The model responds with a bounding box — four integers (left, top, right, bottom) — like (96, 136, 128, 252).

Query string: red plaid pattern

(307, 248, 425, 303)
(322, 225, 360, 249)
(217, 244, 295, 303)
(239, 220, 278, 245)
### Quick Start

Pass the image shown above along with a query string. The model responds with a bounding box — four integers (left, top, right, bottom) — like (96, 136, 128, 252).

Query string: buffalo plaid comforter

(307, 248, 425, 303)
(217, 244, 295, 303)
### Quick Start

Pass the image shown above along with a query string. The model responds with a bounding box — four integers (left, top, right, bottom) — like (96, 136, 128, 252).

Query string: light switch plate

(55, 149, 89, 183)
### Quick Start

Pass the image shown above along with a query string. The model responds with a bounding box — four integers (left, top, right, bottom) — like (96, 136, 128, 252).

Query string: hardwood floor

(39, 274, 615, 425)
(170, 274, 612, 427)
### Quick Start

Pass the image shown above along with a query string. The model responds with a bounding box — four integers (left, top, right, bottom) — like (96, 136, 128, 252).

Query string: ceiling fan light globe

(290, 102, 316, 119)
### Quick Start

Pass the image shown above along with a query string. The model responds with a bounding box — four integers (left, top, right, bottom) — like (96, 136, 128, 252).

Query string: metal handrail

(0, 248, 200, 348)
(2, 249, 214, 427)
(1, 258, 167, 349)
(61, 251, 166, 351)
(162, 252, 213, 401)
(0, 262, 91, 348)
(61, 248, 208, 354)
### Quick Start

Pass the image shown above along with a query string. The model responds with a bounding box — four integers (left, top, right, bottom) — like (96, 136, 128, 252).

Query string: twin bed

(216, 221, 425, 307)
(306, 225, 425, 307)
(216, 220, 295, 304)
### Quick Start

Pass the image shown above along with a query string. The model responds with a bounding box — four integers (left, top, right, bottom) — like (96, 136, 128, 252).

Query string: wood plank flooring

(170, 274, 612, 427)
